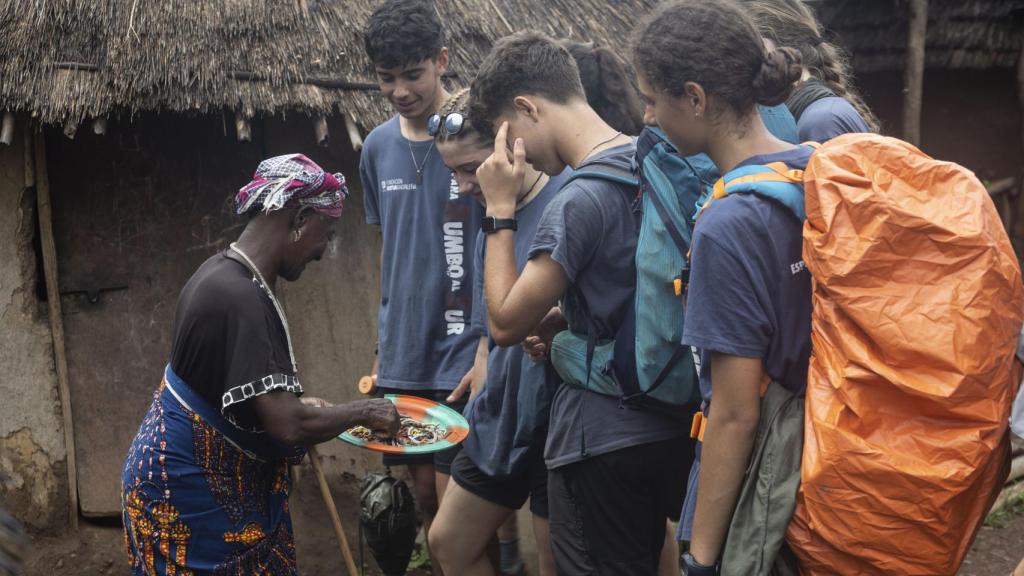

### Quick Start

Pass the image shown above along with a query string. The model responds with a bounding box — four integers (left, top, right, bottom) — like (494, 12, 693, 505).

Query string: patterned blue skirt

(122, 365, 304, 575)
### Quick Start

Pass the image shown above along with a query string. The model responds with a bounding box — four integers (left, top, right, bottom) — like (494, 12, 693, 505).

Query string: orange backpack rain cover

(786, 134, 1023, 575)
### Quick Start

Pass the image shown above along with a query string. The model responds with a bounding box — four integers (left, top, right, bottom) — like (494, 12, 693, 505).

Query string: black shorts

(548, 437, 692, 576)
(451, 448, 550, 518)
(377, 387, 466, 474)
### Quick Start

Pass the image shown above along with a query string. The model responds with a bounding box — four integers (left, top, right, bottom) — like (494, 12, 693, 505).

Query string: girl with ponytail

(743, 0, 881, 140)
(633, 1, 813, 574)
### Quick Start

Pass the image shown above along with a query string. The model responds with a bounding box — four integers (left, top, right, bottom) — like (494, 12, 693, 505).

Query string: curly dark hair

(561, 40, 645, 136)
(364, 0, 444, 69)
(469, 31, 585, 129)
(632, 0, 802, 115)
(741, 0, 880, 132)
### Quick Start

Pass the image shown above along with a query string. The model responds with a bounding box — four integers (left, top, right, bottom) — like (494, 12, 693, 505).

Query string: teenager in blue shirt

(634, 1, 813, 573)
(359, 2, 481, 569)
(470, 32, 691, 575)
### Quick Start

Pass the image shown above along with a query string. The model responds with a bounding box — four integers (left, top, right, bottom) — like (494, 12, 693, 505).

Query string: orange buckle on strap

(690, 411, 707, 442)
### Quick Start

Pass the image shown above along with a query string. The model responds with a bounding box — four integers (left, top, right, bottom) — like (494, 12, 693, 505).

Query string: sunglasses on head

(427, 113, 466, 137)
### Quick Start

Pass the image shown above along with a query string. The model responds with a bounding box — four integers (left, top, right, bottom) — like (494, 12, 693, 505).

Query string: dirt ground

(959, 511, 1024, 576)
(22, 479, 1023, 576)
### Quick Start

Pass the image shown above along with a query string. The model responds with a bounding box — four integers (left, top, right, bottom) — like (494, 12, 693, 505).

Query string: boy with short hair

(359, 1, 481, 570)
(470, 32, 690, 575)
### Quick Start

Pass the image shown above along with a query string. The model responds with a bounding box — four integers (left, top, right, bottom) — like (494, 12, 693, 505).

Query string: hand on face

(476, 122, 526, 216)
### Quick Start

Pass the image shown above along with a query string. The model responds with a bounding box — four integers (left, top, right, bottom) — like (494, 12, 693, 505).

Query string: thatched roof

(817, 0, 1024, 72)
(0, 0, 1017, 130)
(0, 0, 655, 130)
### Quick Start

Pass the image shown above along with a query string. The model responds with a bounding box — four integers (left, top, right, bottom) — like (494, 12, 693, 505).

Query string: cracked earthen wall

(0, 118, 68, 532)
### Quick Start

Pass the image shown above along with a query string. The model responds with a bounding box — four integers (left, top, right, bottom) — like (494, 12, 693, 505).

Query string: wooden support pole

(0, 112, 14, 146)
(902, 0, 928, 146)
(235, 114, 252, 142)
(62, 119, 78, 140)
(343, 113, 363, 152)
(314, 116, 330, 147)
(31, 128, 79, 531)
(92, 118, 107, 136)
(308, 446, 358, 576)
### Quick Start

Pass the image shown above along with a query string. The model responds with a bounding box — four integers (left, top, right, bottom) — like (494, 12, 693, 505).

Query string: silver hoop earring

(293, 229, 302, 243)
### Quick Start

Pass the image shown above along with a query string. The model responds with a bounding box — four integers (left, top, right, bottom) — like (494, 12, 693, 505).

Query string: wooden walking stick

(308, 445, 360, 576)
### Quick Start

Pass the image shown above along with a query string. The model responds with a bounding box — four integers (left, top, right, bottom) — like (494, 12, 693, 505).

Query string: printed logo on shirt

(449, 176, 460, 200)
(790, 260, 807, 275)
(443, 219, 466, 335)
(381, 178, 417, 192)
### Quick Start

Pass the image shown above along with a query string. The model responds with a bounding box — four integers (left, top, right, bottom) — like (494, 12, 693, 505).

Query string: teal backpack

(549, 105, 798, 411)
(548, 127, 708, 410)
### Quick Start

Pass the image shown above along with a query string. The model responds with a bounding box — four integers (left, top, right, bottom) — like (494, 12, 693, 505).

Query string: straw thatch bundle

(0, 0, 1018, 130)
(0, 0, 655, 130)
(816, 0, 1024, 72)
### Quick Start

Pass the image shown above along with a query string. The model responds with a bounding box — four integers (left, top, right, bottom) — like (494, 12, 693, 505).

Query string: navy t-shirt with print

(462, 170, 568, 477)
(797, 97, 870, 143)
(359, 116, 483, 391)
(530, 143, 690, 470)
(678, 146, 814, 540)
(683, 145, 814, 402)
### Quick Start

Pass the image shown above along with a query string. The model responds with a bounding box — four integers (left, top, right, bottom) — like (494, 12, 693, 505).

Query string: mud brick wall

(0, 117, 68, 532)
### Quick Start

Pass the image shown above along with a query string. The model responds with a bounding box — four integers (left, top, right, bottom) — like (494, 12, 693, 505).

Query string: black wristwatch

(481, 216, 517, 234)
(681, 552, 719, 575)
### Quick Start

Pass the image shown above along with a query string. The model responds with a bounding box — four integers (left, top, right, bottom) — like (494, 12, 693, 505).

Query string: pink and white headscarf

(235, 153, 347, 218)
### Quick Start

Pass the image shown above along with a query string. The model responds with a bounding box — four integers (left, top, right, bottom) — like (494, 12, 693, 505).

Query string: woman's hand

(477, 122, 526, 217)
(359, 398, 401, 436)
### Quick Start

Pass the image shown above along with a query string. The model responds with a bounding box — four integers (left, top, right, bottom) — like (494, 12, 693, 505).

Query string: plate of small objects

(338, 394, 469, 454)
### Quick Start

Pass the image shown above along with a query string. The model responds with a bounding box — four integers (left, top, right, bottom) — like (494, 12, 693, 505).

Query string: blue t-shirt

(359, 116, 483, 391)
(461, 170, 568, 477)
(530, 143, 690, 469)
(677, 146, 814, 540)
(797, 96, 870, 143)
(684, 146, 814, 401)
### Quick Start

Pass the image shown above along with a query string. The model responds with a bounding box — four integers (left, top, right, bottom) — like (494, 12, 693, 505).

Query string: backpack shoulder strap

(702, 161, 807, 221)
(644, 166, 692, 256)
(564, 160, 640, 188)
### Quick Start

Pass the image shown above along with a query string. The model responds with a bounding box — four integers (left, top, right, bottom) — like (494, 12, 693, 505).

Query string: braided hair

(741, 0, 881, 132)
(434, 88, 494, 145)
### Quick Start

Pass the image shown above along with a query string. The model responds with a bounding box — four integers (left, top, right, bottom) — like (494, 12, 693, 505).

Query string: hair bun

(753, 47, 802, 106)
